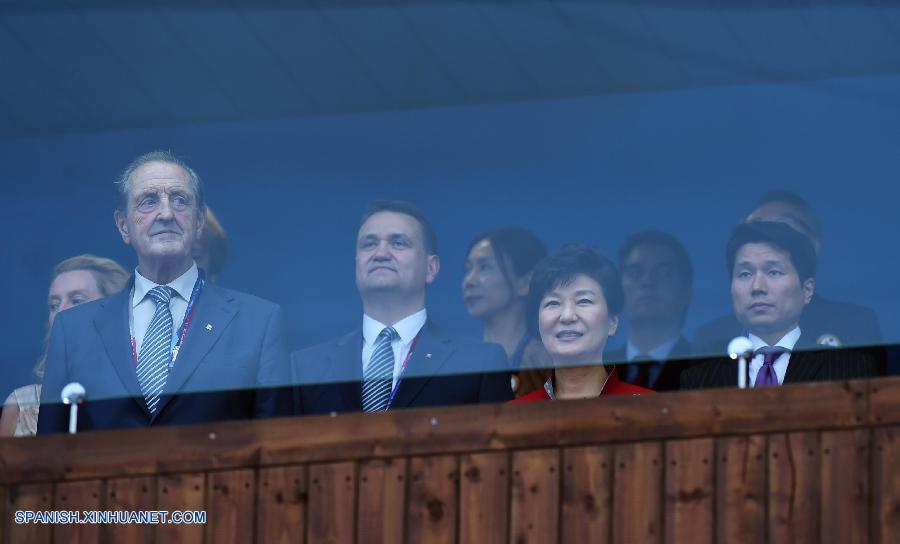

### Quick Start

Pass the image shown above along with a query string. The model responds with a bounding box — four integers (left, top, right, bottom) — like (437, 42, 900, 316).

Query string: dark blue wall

(3, 73, 899, 392)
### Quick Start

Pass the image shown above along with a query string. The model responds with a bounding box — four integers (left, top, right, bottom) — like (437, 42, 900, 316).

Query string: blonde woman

(1, 255, 128, 437)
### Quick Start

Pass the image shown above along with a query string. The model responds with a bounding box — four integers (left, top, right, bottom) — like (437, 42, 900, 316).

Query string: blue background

(3, 73, 899, 392)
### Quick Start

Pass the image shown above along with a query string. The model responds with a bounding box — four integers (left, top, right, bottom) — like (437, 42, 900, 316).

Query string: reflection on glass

(611, 231, 693, 391)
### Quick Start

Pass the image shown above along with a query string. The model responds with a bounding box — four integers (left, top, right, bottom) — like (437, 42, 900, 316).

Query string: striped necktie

(136, 286, 175, 414)
(362, 327, 398, 412)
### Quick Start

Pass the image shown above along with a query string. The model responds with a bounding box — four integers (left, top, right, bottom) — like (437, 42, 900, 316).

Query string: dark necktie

(362, 327, 398, 412)
(754, 347, 787, 387)
(630, 354, 655, 388)
(136, 286, 175, 414)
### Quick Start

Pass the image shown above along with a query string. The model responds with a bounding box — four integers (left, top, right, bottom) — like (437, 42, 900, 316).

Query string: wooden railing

(0, 376, 898, 543)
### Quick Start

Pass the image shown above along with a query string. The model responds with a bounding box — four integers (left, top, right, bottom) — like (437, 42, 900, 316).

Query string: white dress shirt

(131, 263, 199, 356)
(362, 309, 427, 390)
(748, 326, 801, 386)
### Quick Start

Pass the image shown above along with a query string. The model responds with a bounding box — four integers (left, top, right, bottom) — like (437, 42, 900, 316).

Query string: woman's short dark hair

(527, 244, 624, 336)
(726, 221, 817, 282)
(467, 226, 546, 286)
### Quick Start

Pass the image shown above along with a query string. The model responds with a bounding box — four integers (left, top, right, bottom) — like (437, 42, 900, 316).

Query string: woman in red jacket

(512, 245, 653, 403)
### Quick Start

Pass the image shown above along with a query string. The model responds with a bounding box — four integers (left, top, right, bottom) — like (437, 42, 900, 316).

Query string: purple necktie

(754, 347, 787, 387)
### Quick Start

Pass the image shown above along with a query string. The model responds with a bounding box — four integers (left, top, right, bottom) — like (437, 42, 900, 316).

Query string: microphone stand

(728, 337, 753, 389)
(61, 382, 86, 435)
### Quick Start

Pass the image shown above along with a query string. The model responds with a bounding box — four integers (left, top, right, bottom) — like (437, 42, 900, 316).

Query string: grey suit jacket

(38, 278, 291, 433)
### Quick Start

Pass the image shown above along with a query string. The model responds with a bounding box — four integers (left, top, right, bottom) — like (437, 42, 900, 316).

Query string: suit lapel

(390, 322, 454, 409)
(784, 334, 824, 384)
(154, 283, 237, 417)
(93, 282, 151, 416)
(329, 330, 364, 412)
(784, 350, 824, 384)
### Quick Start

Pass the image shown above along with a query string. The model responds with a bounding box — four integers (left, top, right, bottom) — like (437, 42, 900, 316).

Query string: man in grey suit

(681, 221, 876, 389)
(38, 151, 290, 433)
(292, 199, 511, 415)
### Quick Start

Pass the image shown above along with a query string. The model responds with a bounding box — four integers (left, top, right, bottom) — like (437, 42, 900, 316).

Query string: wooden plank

(155, 473, 205, 544)
(768, 432, 819, 543)
(257, 465, 307, 544)
(0, 379, 873, 485)
(307, 461, 355, 544)
(665, 438, 714, 544)
(53, 480, 103, 543)
(102, 476, 155, 544)
(612, 441, 662, 544)
(510, 449, 559, 544)
(0, 486, 6, 544)
(870, 376, 900, 425)
(459, 452, 509, 544)
(561, 446, 611, 544)
(406, 455, 458, 544)
(716, 435, 766, 544)
(873, 426, 900, 544)
(6, 483, 53, 544)
(357, 458, 406, 544)
(206, 469, 256, 544)
(820, 430, 869, 544)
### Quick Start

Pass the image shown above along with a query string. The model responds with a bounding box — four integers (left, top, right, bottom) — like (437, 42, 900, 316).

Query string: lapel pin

(205, 324, 213, 331)
(425, 353, 432, 359)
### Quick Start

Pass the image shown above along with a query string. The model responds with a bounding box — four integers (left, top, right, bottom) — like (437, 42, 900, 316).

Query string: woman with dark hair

(513, 245, 653, 402)
(463, 227, 552, 396)
(1, 255, 129, 437)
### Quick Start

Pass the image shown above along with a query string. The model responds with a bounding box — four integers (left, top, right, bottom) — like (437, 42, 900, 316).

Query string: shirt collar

(748, 326, 801, 352)
(362, 308, 427, 346)
(543, 367, 619, 400)
(133, 262, 199, 308)
(625, 336, 680, 361)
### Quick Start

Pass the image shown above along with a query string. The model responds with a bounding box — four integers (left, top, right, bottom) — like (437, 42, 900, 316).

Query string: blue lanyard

(169, 277, 203, 364)
(384, 334, 420, 410)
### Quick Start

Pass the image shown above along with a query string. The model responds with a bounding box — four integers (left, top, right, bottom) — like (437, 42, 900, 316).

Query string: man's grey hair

(115, 150, 206, 212)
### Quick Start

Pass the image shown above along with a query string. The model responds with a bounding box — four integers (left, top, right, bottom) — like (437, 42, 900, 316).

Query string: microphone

(60, 382, 86, 434)
(727, 337, 753, 389)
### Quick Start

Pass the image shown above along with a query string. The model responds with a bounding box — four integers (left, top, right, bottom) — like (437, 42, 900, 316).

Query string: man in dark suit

(292, 200, 511, 415)
(681, 222, 877, 389)
(605, 231, 694, 391)
(693, 191, 882, 356)
(38, 151, 290, 433)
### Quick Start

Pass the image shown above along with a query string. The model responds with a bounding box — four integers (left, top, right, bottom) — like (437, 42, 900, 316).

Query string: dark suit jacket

(693, 294, 882, 357)
(38, 280, 291, 434)
(605, 336, 693, 392)
(680, 338, 878, 390)
(292, 320, 512, 415)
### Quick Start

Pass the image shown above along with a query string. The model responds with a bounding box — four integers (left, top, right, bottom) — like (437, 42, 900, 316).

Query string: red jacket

(510, 367, 654, 403)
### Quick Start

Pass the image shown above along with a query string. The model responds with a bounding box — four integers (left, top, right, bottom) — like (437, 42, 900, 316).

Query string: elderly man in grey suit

(39, 151, 290, 433)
